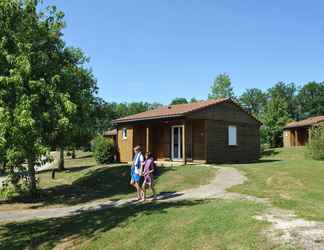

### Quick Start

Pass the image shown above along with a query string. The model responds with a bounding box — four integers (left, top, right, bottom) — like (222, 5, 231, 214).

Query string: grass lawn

(229, 147, 324, 221)
(0, 199, 273, 250)
(0, 151, 216, 210)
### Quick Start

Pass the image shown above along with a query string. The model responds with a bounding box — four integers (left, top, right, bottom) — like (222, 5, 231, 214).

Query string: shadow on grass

(11, 165, 174, 208)
(0, 200, 202, 250)
(261, 148, 279, 157)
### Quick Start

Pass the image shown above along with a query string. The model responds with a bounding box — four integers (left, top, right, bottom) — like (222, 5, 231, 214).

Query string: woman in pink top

(141, 152, 156, 201)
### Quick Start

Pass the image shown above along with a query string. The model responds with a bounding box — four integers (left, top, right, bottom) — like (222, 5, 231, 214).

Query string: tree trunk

(27, 159, 37, 196)
(58, 147, 65, 171)
(72, 148, 76, 159)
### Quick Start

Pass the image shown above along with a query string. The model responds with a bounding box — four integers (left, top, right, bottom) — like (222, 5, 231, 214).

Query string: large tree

(261, 98, 290, 147)
(297, 81, 324, 119)
(267, 82, 298, 120)
(208, 73, 235, 99)
(239, 88, 267, 118)
(0, 0, 97, 193)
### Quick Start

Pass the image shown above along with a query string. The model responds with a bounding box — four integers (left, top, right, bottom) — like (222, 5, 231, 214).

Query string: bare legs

(141, 182, 156, 201)
(130, 181, 142, 200)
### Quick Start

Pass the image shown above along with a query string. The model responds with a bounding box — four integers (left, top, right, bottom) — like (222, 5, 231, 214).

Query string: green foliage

(208, 73, 235, 99)
(261, 97, 290, 147)
(239, 88, 267, 118)
(267, 82, 298, 120)
(0, 0, 97, 194)
(91, 135, 116, 164)
(91, 99, 162, 133)
(306, 124, 324, 160)
(170, 97, 188, 105)
(297, 81, 324, 119)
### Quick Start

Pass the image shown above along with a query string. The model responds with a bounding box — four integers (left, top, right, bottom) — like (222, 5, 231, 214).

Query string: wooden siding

(191, 120, 206, 160)
(117, 126, 133, 163)
(188, 101, 259, 125)
(283, 127, 310, 147)
(206, 120, 260, 163)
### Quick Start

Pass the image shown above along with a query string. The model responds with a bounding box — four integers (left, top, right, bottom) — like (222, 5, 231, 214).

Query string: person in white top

(130, 145, 144, 200)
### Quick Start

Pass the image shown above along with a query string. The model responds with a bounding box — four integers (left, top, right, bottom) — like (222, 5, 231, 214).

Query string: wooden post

(183, 123, 187, 165)
(146, 127, 150, 153)
(295, 129, 298, 146)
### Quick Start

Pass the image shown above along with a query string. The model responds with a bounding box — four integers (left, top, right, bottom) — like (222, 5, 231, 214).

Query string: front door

(171, 126, 183, 160)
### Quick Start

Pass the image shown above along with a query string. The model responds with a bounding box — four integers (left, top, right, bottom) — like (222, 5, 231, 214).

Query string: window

(228, 126, 237, 146)
(122, 128, 127, 139)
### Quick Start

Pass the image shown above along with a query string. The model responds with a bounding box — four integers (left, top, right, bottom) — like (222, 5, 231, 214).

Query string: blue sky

(44, 1, 324, 104)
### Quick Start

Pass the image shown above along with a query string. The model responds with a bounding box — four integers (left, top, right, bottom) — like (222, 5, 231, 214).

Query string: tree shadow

(261, 148, 279, 157)
(0, 200, 202, 250)
(11, 165, 175, 208)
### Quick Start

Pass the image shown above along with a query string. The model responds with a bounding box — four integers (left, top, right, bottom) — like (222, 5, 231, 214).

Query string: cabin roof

(284, 116, 324, 129)
(112, 98, 228, 124)
(103, 129, 117, 136)
(113, 98, 261, 124)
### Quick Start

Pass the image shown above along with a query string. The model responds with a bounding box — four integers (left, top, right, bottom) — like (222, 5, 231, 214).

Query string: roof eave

(112, 114, 185, 125)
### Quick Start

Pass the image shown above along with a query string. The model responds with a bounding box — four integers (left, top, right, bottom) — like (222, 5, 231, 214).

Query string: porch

(131, 119, 207, 163)
(284, 126, 310, 147)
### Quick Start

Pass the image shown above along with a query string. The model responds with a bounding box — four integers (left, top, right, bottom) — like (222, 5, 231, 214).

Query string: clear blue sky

(44, 1, 324, 104)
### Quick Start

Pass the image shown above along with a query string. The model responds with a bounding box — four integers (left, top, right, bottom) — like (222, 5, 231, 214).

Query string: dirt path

(1, 166, 324, 249)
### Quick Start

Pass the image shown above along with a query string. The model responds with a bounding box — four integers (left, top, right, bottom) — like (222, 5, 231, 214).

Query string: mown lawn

(229, 147, 324, 221)
(0, 199, 272, 250)
(0, 151, 216, 210)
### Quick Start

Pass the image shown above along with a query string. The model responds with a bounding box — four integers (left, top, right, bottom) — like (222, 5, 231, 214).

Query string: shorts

(131, 167, 141, 183)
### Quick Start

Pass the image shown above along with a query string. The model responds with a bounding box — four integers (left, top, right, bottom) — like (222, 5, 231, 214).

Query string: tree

(190, 97, 198, 103)
(261, 98, 290, 147)
(297, 81, 324, 119)
(239, 88, 267, 117)
(0, 0, 97, 194)
(51, 48, 97, 170)
(208, 73, 235, 99)
(268, 82, 298, 120)
(170, 97, 188, 105)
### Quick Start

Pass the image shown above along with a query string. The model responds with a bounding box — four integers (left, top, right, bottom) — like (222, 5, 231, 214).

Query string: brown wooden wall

(283, 127, 309, 147)
(191, 120, 206, 161)
(206, 120, 260, 163)
(188, 101, 258, 125)
(117, 126, 133, 163)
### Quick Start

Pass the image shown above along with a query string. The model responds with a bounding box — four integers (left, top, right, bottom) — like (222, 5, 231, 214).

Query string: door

(171, 126, 183, 160)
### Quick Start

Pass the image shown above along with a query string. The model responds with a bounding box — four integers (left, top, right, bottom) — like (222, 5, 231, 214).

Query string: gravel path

(1, 165, 324, 249)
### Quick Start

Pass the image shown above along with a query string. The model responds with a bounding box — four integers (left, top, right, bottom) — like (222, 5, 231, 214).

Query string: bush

(306, 124, 324, 160)
(91, 135, 116, 164)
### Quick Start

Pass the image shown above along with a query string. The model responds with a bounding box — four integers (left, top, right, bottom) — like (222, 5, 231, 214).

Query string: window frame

(228, 125, 238, 146)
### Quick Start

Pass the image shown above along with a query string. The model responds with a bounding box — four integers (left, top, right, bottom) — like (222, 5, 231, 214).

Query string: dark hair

(146, 151, 153, 159)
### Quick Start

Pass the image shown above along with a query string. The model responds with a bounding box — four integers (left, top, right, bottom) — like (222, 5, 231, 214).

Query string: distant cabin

(112, 98, 262, 164)
(283, 116, 324, 147)
(103, 129, 117, 144)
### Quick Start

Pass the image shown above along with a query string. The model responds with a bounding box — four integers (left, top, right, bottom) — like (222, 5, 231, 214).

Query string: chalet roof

(103, 129, 117, 136)
(113, 98, 228, 124)
(113, 98, 261, 124)
(284, 116, 324, 129)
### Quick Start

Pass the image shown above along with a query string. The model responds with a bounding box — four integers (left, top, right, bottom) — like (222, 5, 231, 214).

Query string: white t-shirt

(134, 153, 144, 174)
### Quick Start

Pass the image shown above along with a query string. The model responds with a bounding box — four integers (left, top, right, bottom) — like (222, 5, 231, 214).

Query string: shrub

(306, 124, 324, 160)
(91, 135, 116, 164)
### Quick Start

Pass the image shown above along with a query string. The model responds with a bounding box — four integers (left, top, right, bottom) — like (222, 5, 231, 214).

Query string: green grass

(1, 152, 216, 209)
(229, 147, 324, 221)
(0, 199, 273, 250)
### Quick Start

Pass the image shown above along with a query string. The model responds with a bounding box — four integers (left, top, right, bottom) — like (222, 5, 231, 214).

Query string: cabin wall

(283, 127, 310, 147)
(206, 120, 260, 163)
(283, 129, 293, 147)
(117, 126, 133, 163)
(188, 101, 259, 125)
(191, 120, 206, 161)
